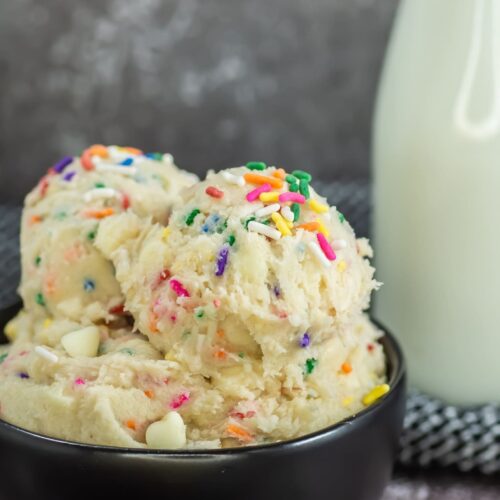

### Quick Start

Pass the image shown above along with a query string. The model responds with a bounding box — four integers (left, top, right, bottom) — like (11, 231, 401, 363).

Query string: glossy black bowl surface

(0, 305, 406, 500)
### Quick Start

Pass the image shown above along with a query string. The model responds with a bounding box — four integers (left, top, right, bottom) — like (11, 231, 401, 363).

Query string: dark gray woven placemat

(1, 185, 499, 474)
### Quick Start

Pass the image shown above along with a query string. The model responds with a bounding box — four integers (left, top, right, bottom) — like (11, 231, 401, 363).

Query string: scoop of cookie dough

(14, 146, 196, 341)
(96, 165, 378, 377)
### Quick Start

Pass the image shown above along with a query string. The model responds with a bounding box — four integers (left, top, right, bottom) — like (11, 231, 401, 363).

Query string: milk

(373, 0, 500, 404)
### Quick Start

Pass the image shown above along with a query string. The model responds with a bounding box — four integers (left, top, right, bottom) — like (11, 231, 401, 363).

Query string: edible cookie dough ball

(96, 164, 378, 377)
(16, 145, 196, 336)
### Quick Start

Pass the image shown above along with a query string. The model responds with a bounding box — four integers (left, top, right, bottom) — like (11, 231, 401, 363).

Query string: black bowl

(0, 305, 406, 500)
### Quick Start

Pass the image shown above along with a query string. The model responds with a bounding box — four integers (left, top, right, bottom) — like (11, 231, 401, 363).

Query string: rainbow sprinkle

(170, 391, 190, 409)
(298, 179, 310, 199)
(53, 156, 73, 174)
(170, 279, 190, 297)
(271, 212, 291, 237)
(305, 358, 317, 375)
(291, 170, 312, 182)
(185, 209, 201, 226)
(278, 192, 306, 204)
(35, 292, 46, 306)
(215, 245, 230, 276)
(299, 333, 311, 348)
(246, 183, 272, 202)
(83, 279, 96, 292)
(291, 203, 300, 222)
(222, 171, 245, 186)
(316, 233, 336, 261)
(246, 161, 266, 171)
(206, 186, 224, 199)
(248, 221, 281, 240)
(362, 384, 390, 406)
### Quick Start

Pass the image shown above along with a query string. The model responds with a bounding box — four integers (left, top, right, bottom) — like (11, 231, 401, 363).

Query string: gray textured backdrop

(0, 0, 397, 203)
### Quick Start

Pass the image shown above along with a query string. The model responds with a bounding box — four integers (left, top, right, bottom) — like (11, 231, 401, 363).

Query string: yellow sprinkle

(315, 218, 330, 238)
(284, 219, 293, 229)
(271, 212, 291, 237)
(309, 199, 328, 214)
(162, 228, 171, 241)
(4, 321, 17, 341)
(164, 350, 176, 361)
(259, 192, 279, 203)
(337, 260, 347, 273)
(342, 396, 354, 407)
(43, 318, 53, 329)
(362, 384, 390, 406)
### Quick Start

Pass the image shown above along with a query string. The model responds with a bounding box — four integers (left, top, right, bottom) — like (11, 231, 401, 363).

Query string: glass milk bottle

(373, 0, 500, 405)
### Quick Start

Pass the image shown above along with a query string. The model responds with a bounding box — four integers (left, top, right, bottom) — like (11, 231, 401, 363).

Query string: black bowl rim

(0, 314, 405, 456)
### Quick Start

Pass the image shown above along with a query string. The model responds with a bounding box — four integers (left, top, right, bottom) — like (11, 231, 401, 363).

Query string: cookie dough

(13, 145, 196, 339)
(0, 162, 387, 449)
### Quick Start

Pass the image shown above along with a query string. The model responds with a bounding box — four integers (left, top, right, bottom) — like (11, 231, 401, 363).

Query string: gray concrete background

(0, 0, 398, 203)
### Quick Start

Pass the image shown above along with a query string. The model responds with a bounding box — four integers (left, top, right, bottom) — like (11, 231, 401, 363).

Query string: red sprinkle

(367, 343, 374, 352)
(170, 391, 190, 409)
(122, 193, 131, 210)
(39, 177, 50, 197)
(109, 304, 125, 315)
(205, 186, 224, 199)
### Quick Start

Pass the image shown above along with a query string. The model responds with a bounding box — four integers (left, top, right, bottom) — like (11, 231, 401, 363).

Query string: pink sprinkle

(279, 192, 306, 204)
(170, 279, 190, 297)
(19, 351, 29, 357)
(246, 183, 272, 202)
(170, 391, 190, 409)
(170, 314, 177, 323)
(74, 377, 86, 385)
(316, 232, 336, 261)
(213, 298, 221, 308)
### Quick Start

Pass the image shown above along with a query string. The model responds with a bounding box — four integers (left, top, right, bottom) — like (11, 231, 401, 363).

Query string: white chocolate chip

(61, 326, 100, 358)
(145, 412, 187, 449)
(83, 188, 120, 203)
(332, 239, 347, 251)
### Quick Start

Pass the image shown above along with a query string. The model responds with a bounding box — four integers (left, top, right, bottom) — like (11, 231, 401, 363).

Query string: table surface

(384, 469, 500, 500)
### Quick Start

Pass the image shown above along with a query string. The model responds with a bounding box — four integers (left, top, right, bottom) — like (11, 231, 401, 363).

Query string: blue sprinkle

(120, 158, 134, 166)
(299, 333, 311, 348)
(53, 156, 73, 174)
(201, 214, 221, 234)
(18, 372, 30, 379)
(83, 279, 96, 292)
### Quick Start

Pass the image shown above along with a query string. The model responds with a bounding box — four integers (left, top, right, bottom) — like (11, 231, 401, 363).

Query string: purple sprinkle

(215, 245, 230, 277)
(18, 372, 30, 379)
(273, 284, 281, 297)
(53, 156, 74, 174)
(299, 333, 310, 348)
(63, 171, 76, 182)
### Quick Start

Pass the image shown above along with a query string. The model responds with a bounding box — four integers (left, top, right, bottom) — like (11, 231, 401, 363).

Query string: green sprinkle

(289, 182, 299, 193)
(227, 234, 236, 246)
(246, 161, 266, 171)
(149, 152, 163, 161)
(194, 307, 204, 318)
(95, 182, 106, 188)
(185, 208, 201, 226)
(261, 219, 271, 225)
(34, 256, 42, 267)
(291, 203, 300, 222)
(338, 211, 345, 223)
(54, 211, 67, 220)
(87, 230, 96, 241)
(305, 357, 318, 375)
(0, 353, 8, 364)
(299, 179, 310, 199)
(292, 170, 312, 182)
(244, 216, 256, 229)
(119, 348, 135, 356)
(35, 293, 46, 307)
(238, 352, 245, 359)
(285, 174, 297, 184)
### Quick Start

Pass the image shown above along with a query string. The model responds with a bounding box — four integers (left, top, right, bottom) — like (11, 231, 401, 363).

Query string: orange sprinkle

(88, 144, 109, 158)
(214, 348, 227, 360)
(125, 419, 137, 430)
(272, 168, 286, 180)
(29, 214, 43, 225)
(227, 424, 253, 443)
(122, 146, 143, 155)
(341, 362, 352, 374)
(80, 149, 95, 171)
(149, 312, 159, 333)
(216, 329, 225, 339)
(43, 273, 57, 295)
(244, 173, 283, 189)
(144, 390, 155, 399)
(296, 221, 320, 232)
(83, 207, 115, 219)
